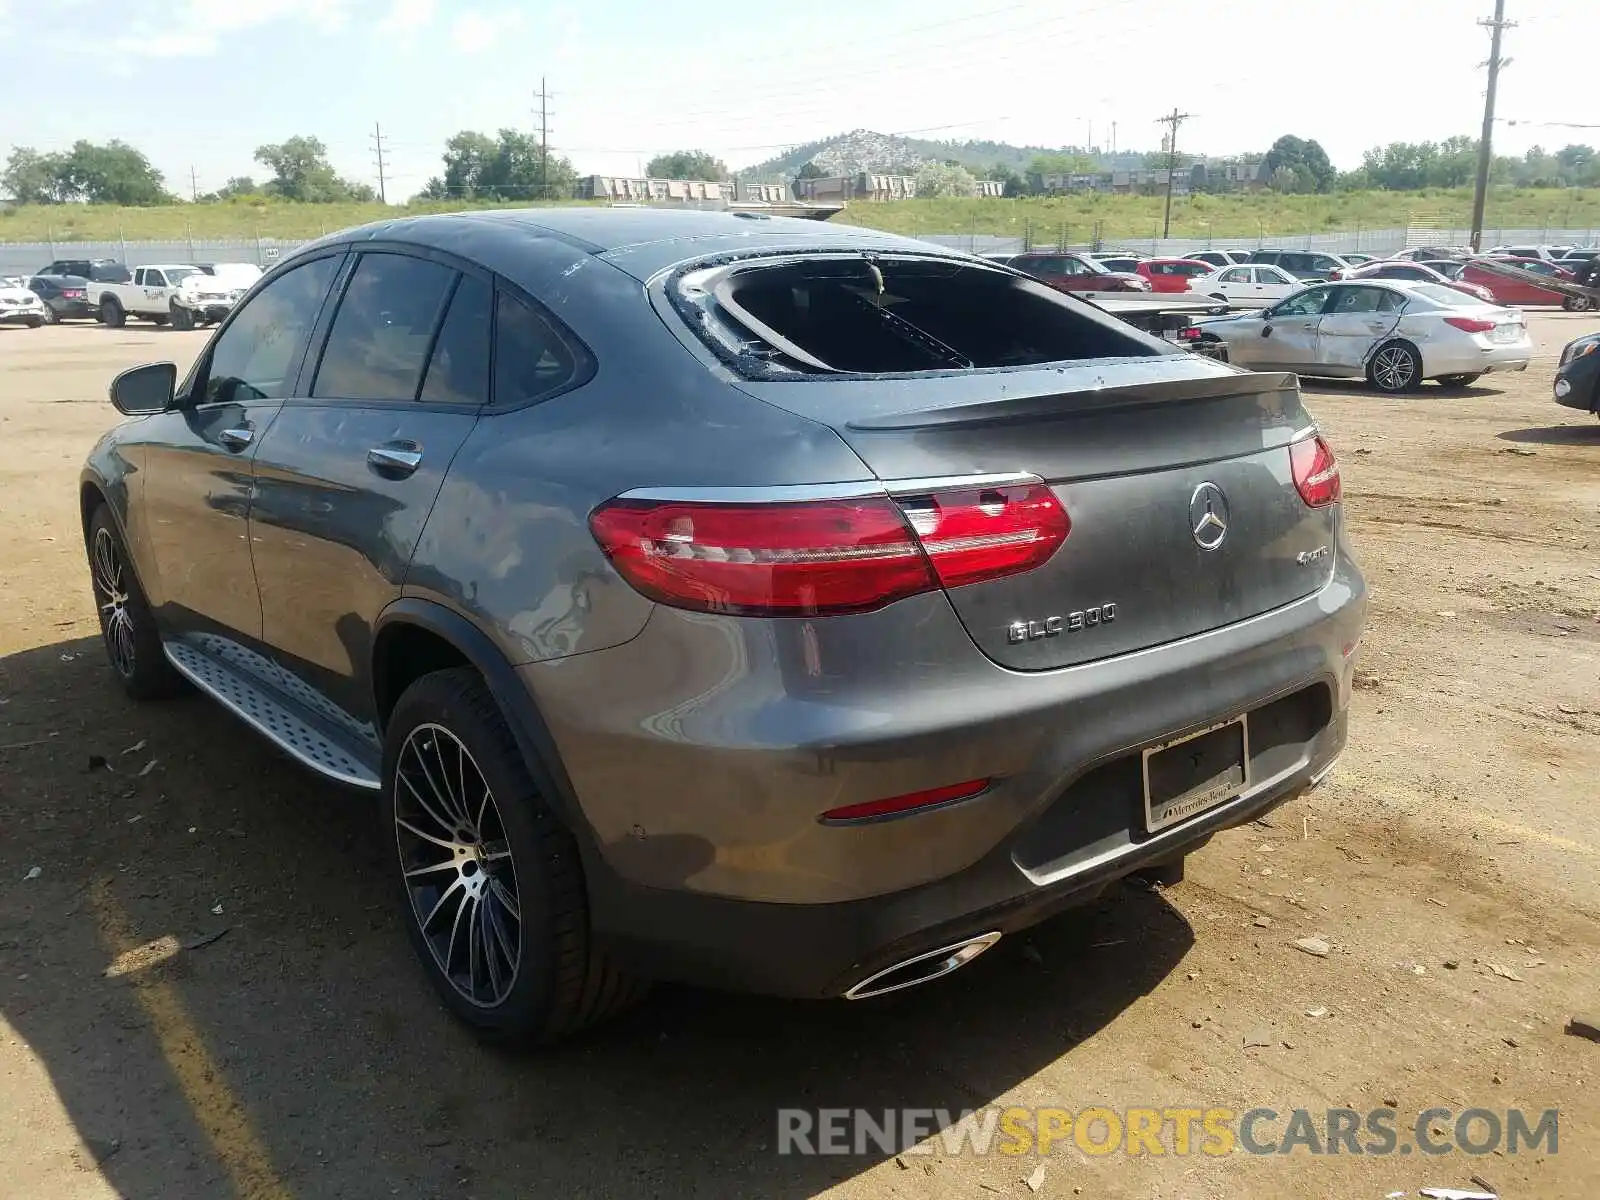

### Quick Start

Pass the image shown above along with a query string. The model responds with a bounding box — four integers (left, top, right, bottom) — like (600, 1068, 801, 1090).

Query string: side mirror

(109, 362, 177, 416)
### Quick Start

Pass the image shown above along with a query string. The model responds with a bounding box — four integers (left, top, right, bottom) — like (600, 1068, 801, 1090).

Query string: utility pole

(1469, 0, 1514, 251)
(371, 123, 388, 205)
(1111, 121, 1117, 157)
(189, 166, 198, 203)
(1156, 108, 1194, 239)
(533, 77, 554, 199)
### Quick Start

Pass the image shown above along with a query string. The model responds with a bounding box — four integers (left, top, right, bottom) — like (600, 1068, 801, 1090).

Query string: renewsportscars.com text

(777, 1106, 1559, 1158)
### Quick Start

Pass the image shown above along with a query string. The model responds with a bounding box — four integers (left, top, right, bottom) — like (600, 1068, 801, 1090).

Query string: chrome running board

(164, 640, 381, 790)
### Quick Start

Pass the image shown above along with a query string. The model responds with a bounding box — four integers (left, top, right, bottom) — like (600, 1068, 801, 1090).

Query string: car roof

(310, 207, 946, 284)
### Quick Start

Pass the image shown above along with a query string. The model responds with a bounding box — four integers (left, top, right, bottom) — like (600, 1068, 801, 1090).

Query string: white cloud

(112, 0, 353, 58)
(450, 9, 522, 54)
(379, 0, 436, 35)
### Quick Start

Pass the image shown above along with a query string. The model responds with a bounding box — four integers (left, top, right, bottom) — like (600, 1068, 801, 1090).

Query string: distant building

(579, 175, 735, 203)
(1195, 157, 1270, 191)
(795, 172, 1005, 203)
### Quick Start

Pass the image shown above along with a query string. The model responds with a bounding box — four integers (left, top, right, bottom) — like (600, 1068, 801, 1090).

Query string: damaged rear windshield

(671, 253, 1156, 377)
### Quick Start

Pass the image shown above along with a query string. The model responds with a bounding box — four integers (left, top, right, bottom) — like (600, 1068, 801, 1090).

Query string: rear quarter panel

(404, 246, 878, 667)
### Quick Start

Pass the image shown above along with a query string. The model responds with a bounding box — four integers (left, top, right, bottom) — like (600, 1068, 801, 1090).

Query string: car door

(135, 251, 345, 644)
(1213, 266, 1251, 303)
(1315, 285, 1404, 375)
(1244, 285, 1331, 369)
(140, 268, 169, 311)
(246, 249, 494, 740)
(1255, 266, 1299, 302)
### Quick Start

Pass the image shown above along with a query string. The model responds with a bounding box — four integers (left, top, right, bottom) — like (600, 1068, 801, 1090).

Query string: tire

(1437, 373, 1483, 389)
(385, 668, 646, 1045)
(150, 314, 170, 327)
(168, 302, 193, 331)
(1564, 295, 1595, 313)
(40, 304, 59, 325)
(1366, 340, 1421, 394)
(24, 316, 42, 328)
(100, 296, 125, 328)
(86, 506, 184, 700)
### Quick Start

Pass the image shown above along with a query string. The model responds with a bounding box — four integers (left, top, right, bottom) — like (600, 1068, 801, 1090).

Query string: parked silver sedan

(1196, 279, 1533, 392)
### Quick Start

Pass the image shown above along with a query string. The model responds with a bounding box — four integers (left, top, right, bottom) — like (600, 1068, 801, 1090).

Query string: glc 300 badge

(1008, 604, 1118, 643)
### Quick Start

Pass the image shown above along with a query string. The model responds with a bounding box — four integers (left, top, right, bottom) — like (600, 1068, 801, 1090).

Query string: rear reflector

(1443, 315, 1497, 334)
(1289, 435, 1342, 508)
(820, 779, 990, 824)
(590, 479, 1069, 616)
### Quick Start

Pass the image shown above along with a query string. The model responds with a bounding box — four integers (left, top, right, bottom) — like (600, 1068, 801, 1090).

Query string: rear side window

(675, 255, 1153, 376)
(312, 253, 455, 401)
(419, 275, 493, 406)
(493, 290, 585, 407)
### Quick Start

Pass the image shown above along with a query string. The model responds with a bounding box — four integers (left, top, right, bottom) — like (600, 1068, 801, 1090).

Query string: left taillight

(589, 480, 1070, 617)
(1290, 435, 1342, 508)
(1443, 315, 1497, 334)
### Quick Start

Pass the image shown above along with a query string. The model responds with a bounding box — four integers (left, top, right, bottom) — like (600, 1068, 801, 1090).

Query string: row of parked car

(984, 245, 1600, 313)
(0, 256, 263, 330)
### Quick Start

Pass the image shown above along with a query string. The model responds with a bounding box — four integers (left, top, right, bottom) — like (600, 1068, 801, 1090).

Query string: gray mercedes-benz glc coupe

(80, 209, 1366, 1043)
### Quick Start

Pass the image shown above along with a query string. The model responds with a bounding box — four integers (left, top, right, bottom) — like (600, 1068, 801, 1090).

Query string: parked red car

(1135, 258, 1215, 293)
(1345, 260, 1497, 305)
(1463, 256, 1576, 307)
(992, 251, 1152, 294)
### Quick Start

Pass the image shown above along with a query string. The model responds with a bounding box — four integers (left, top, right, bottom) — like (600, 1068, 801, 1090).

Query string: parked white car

(1186, 250, 1253, 270)
(1192, 263, 1304, 307)
(0, 277, 49, 327)
(95, 263, 258, 330)
(1195, 278, 1532, 392)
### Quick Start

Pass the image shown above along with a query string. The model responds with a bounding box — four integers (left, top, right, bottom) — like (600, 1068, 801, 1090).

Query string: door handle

(367, 444, 423, 477)
(218, 426, 253, 451)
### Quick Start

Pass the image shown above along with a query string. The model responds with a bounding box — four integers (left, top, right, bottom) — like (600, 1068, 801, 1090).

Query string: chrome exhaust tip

(843, 931, 1002, 1001)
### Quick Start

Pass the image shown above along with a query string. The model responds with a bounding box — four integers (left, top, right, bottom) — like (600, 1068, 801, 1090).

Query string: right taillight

(589, 479, 1069, 617)
(1443, 315, 1497, 334)
(1290, 435, 1342, 508)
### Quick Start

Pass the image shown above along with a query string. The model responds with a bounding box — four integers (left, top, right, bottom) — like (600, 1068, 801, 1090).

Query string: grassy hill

(834, 187, 1600, 243)
(1, 186, 1596, 246)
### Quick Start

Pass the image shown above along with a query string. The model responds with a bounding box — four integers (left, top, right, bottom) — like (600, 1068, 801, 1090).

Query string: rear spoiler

(848, 369, 1299, 431)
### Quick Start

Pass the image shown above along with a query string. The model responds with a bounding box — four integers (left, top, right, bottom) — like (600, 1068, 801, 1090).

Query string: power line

(371, 122, 388, 205)
(1470, 0, 1515, 252)
(1156, 108, 1193, 239)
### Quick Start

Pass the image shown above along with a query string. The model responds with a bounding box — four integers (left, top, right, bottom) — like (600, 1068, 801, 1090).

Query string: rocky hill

(737, 130, 1153, 182)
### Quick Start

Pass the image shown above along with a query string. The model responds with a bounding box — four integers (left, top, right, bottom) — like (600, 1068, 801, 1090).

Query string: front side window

(312, 253, 456, 401)
(1270, 287, 1329, 318)
(201, 255, 341, 405)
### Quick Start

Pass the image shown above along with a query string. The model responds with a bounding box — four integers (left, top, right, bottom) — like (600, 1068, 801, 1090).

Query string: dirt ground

(1, 316, 1597, 1200)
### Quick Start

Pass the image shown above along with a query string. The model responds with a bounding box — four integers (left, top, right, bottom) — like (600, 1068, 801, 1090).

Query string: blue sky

(0, 0, 1593, 201)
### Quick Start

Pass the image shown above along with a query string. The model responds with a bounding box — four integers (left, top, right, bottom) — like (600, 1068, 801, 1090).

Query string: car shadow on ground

(1296, 379, 1500, 400)
(0, 636, 1195, 1199)
(1496, 423, 1600, 445)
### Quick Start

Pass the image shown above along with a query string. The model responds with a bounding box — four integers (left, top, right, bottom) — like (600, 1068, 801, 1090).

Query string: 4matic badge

(1008, 604, 1118, 643)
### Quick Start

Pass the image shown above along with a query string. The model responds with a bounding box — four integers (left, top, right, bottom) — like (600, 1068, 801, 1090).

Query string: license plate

(1142, 716, 1249, 833)
(1491, 323, 1522, 343)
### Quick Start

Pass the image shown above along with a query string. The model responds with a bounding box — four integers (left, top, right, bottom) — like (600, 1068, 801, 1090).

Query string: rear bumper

(520, 547, 1366, 998)
(1427, 339, 1532, 377)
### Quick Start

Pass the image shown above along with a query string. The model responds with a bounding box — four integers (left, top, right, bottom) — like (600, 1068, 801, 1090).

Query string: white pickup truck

(95, 262, 262, 331)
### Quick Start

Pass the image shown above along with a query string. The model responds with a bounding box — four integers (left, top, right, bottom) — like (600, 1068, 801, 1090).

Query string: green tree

(1262, 135, 1334, 193)
(645, 150, 729, 181)
(420, 129, 577, 200)
(1, 146, 68, 204)
(912, 161, 977, 198)
(1027, 152, 1097, 176)
(216, 176, 261, 199)
(989, 162, 1025, 198)
(254, 136, 370, 202)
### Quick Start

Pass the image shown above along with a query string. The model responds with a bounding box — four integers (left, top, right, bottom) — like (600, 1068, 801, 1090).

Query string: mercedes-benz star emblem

(1189, 482, 1229, 551)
